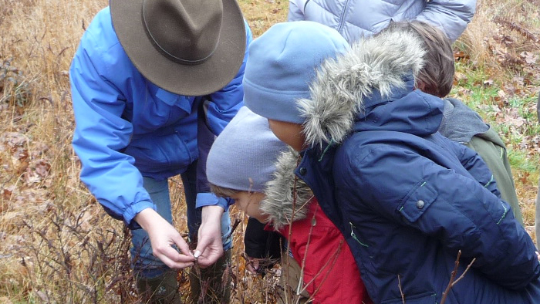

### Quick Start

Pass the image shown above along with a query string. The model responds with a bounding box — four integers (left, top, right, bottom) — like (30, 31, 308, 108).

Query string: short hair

(210, 183, 241, 198)
(381, 21, 455, 98)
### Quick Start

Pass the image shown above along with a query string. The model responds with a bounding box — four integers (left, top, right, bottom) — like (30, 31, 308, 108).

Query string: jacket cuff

(124, 200, 156, 230)
(196, 193, 231, 209)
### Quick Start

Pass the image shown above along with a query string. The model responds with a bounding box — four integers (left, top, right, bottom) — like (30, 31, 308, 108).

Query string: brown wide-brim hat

(110, 0, 246, 96)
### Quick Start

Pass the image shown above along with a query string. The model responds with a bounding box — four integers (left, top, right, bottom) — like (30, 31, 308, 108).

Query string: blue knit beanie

(206, 107, 288, 193)
(243, 21, 350, 124)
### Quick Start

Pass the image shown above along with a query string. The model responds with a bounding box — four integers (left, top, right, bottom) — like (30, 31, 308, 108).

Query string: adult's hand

(135, 208, 195, 269)
(194, 205, 225, 267)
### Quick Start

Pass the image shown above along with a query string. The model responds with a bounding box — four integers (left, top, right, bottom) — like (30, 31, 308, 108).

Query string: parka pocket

(398, 181, 437, 223)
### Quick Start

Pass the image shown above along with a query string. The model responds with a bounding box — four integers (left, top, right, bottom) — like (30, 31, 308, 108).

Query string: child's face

(268, 119, 305, 151)
(230, 191, 268, 223)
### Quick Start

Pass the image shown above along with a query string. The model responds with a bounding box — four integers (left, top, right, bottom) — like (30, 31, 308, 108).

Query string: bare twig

(452, 257, 476, 286)
(300, 233, 343, 299)
(398, 274, 405, 304)
(441, 251, 476, 304)
(230, 218, 242, 235)
(441, 250, 462, 304)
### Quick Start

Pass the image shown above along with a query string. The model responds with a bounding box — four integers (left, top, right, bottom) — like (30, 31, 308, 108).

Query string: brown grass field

(1, 0, 540, 303)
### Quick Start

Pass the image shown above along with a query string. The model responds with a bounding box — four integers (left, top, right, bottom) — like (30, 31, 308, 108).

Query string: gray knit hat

(206, 106, 288, 192)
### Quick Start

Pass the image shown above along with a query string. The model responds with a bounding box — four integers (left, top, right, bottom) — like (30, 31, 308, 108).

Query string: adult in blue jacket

(243, 22, 540, 303)
(288, 0, 476, 43)
(69, 0, 252, 302)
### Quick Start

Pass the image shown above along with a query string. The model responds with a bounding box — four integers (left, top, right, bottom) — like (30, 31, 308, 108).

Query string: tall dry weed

(455, 0, 540, 230)
(0, 0, 288, 300)
(458, 0, 540, 75)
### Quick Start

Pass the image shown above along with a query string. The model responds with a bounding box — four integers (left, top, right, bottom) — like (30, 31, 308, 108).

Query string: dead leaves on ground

(0, 131, 53, 221)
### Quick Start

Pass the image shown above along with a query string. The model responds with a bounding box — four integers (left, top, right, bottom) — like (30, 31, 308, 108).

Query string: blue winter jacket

(288, 0, 476, 43)
(292, 29, 540, 303)
(70, 7, 252, 228)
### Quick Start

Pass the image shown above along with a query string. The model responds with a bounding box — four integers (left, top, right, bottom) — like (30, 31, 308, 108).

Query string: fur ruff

(298, 28, 426, 147)
(260, 149, 312, 230)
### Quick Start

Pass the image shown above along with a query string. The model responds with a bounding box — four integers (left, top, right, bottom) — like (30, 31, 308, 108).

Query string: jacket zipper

(304, 0, 310, 11)
(337, 0, 352, 34)
(350, 222, 369, 247)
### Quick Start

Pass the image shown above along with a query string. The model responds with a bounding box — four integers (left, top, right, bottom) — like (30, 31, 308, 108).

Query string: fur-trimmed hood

(259, 149, 312, 230)
(297, 27, 427, 147)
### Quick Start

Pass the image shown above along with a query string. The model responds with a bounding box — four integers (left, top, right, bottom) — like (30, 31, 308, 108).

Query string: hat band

(141, 4, 220, 66)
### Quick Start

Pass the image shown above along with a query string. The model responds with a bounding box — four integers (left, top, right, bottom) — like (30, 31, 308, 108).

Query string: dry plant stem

(441, 250, 462, 304)
(230, 218, 242, 236)
(297, 203, 314, 298)
(282, 157, 301, 303)
(452, 257, 476, 286)
(289, 153, 341, 303)
(304, 238, 343, 298)
(192, 217, 239, 303)
(290, 156, 315, 303)
(398, 274, 405, 304)
(440, 250, 476, 304)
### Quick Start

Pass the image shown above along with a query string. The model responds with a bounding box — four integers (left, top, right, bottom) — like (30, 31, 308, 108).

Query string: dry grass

(454, 0, 540, 233)
(0, 0, 539, 303)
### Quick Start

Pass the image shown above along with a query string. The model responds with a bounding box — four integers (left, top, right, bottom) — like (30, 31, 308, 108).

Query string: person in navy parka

(245, 0, 481, 281)
(69, 0, 252, 302)
(243, 22, 540, 303)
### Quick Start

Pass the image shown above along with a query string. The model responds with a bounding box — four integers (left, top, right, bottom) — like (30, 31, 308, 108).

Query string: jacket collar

(260, 149, 312, 230)
(297, 28, 426, 147)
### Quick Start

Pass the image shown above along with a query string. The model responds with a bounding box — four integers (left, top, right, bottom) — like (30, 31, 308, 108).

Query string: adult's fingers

(170, 231, 193, 256)
(194, 237, 223, 267)
(154, 244, 195, 269)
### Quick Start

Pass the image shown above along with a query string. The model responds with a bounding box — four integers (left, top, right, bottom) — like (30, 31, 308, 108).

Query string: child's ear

(415, 81, 427, 93)
(416, 81, 444, 98)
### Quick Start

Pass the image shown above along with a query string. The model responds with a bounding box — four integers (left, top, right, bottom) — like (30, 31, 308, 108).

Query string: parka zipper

(350, 222, 369, 247)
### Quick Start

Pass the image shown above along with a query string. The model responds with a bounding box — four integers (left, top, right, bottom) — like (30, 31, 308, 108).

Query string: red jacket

(278, 198, 372, 304)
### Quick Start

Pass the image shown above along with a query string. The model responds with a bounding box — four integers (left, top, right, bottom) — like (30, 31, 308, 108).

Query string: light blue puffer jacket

(288, 0, 476, 42)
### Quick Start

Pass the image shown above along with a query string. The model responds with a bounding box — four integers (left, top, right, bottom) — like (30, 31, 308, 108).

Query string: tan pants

(278, 254, 311, 304)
